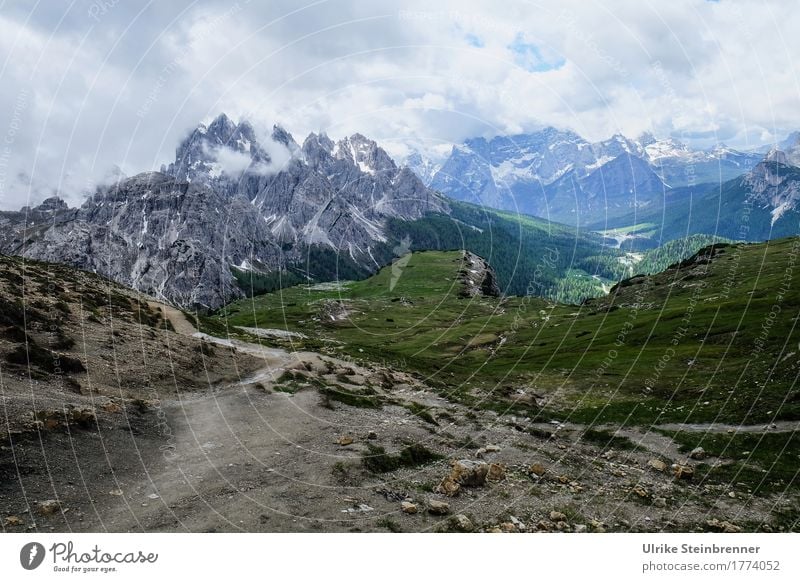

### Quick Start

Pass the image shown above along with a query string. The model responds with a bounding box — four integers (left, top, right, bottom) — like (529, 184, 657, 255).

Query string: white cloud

(203, 136, 293, 177)
(203, 143, 252, 176)
(1, 0, 799, 209)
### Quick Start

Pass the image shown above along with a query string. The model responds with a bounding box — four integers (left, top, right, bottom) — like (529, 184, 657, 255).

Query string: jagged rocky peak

(636, 131, 657, 147)
(34, 196, 69, 213)
(459, 251, 501, 298)
(764, 147, 789, 165)
(333, 133, 396, 175)
(271, 124, 299, 151)
(168, 113, 271, 183)
(767, 138, 800, 167)
(740, 148, 800, 225)
(301, 131, 335, 159)
(205, 112, 237, 143)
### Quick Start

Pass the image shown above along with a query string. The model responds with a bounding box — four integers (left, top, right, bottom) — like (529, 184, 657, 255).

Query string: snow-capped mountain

(422, 128, 763, 225)
(0, 115, 447, 308)
(602, 142, 800, 245)
(402, 151, 441, 186)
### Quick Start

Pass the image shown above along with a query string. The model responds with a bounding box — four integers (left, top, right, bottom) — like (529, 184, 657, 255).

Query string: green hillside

(635, 234, 731, 275)
(592, 169, 800, 245)
(217, 237, 800, 427)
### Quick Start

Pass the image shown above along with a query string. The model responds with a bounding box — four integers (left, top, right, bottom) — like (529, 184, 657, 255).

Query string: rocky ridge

(0, 114, 449, 309)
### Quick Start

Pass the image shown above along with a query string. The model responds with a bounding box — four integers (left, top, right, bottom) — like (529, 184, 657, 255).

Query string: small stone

(573, 524, 587, 533)
(366, 431, 378, 440)
(653, 497, 667, 508)
(689, 447, 706, 460)
(499, 522, 517, 532)
(549, 510, 567, 522)
(590, 519, 605, 531)
(557, 475, 569, 484)
(427, 499, 450, 515)
(706, 519, 742, 533)
(37, 500, 61, 516)
(647, 459, 667, 472)
(728, 491, 736, 499)
(528, 463, 547, 477)
(109, 489, 123, 497)
(487, 463, 506, 482)
(400, 501, 418, 514)
(475, 444, 501, 459)
(147, 493, 159, 500)
(633, 485, 649, 498)
(4, 515, 24, 527)
(673, 465, 694, 480)
(337, 435, 354, 446)
(101, 402, 122, 414)
(452, 514, 473, 532)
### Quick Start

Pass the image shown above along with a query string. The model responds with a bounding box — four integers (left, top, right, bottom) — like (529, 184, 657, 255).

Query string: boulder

(427, 499, 450, 515)
(487, 463, 506, 482)
(673, 464, 694, 480)
(452, 514, 473, 532)
(400, 501, 418, 514)
(436, 476, 461, 497)
(528, 463, 547, 477)
(450, 459, 489, 487)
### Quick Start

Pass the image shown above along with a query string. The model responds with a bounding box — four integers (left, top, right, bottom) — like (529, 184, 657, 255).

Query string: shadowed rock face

(0, 172, 280, 309)
(0, 116, 449, 309)
(459, 251, 501, 298)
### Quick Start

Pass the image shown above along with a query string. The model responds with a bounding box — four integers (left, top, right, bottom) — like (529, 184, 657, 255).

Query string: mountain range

(1, 114, 799, 309)
(417, 128, 764, 226)
(0, 114, 623, 309)
(596, 136, 800, 248)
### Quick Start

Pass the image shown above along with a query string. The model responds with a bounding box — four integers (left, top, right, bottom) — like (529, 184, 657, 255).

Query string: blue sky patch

(508, 33, 565, 72)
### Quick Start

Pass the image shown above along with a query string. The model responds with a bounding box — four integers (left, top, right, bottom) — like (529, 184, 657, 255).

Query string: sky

(0, 0, 798, 209)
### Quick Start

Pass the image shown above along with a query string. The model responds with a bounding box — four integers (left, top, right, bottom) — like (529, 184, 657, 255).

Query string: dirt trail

(148, 301, 198, 336)
(656, 421, 799, 434)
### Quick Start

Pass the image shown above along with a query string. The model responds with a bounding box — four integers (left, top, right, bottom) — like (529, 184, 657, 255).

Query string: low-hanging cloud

(202, 135, 293, 178)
